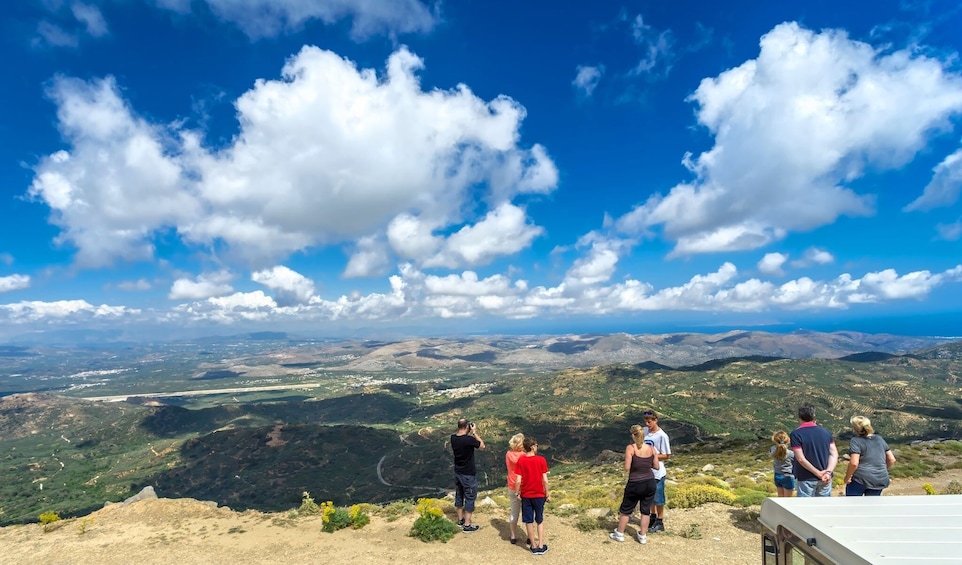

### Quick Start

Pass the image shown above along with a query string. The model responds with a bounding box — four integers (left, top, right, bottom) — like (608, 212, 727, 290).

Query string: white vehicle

(759, 495, 962, 564)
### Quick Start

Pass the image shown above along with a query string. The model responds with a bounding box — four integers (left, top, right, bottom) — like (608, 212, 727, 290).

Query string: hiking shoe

(636, 532, 647, 544)
(648, 520, 664, 533)
(457, 518, 465, 526)
(609, 529, 625, 542)
(462, 524, 480, 533)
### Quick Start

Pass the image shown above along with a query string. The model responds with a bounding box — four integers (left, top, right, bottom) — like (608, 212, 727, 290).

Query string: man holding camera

(451, 417, 485, 532)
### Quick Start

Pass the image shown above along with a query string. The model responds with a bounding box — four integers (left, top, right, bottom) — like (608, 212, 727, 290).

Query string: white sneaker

(636, 532, 647, 544)
(609, 529, 625, 542)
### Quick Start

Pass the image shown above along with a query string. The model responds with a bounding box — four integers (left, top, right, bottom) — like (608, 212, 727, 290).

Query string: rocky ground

(2, 471, 959, 565)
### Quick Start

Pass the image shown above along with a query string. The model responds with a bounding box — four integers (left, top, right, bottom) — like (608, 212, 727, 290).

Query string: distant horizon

(2, 312, 959, 346)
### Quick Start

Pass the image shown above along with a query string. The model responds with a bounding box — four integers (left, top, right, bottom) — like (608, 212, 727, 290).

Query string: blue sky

(1, 0, 962, 339)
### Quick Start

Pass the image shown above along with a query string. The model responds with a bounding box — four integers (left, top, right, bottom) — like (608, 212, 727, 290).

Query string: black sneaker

(531, 544, 548, 555)
(457, 518, 465, 526)
(462, 524, 480, 533)
(648, 520, 664, 533)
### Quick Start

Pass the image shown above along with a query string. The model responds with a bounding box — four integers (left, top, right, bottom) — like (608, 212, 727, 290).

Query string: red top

(515, 454, 549, 498)
(505, 450, 524, 490)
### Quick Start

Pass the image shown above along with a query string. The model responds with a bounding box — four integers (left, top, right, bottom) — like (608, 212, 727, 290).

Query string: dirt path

(1, 471, 958, 565)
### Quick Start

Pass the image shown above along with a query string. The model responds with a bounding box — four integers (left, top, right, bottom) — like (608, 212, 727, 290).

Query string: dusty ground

(1, 471, 959, 565)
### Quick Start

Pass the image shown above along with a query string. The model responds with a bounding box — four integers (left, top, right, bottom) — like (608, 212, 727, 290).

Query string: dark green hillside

(2, 350, 961, 525)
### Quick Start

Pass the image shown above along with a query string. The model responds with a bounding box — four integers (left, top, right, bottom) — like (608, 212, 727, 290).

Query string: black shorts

(618, 478, 657, 516)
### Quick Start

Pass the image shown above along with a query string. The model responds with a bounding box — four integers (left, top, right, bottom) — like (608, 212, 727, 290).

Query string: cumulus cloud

(573, 65, 604, 96)
(791, 247, 835, 268)
(31, 47, 557, 273)
(152, 0, 437, 40)
(251, 265, 316, 306)
(168, 271, 234, 300)
(905, 148, 962, 211)
(616, 22, 962, 256)
(0, 275, 31, 293)
(30, 77, 198, 268)
(0, 300, 138, 323)
(757, 252, 788, 275)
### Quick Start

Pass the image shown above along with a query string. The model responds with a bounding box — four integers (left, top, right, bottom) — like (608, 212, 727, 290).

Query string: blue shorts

(653, 476, 666, 506)
(454, 473, 478, 511)
(774, 473, 795, 490)
(521, 497, 546, 524)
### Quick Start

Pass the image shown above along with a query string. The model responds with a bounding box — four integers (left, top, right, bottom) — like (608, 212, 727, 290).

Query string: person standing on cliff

(790, 403, 838, 497)
(643, 410, 671, 533)
(451, 417, 485, 532)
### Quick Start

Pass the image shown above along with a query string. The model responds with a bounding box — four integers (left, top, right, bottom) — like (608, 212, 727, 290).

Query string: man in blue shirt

(790, 403, 837, 497)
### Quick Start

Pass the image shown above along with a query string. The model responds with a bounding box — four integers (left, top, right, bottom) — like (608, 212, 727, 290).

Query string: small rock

(586, 508, 611, 518)
(477, 496, 498, 508)
(702, 464, 715, 472)
(122, 486, 158, 506)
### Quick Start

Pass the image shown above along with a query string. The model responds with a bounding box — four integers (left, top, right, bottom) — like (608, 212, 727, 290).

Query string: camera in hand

(468, 421, 475, 429)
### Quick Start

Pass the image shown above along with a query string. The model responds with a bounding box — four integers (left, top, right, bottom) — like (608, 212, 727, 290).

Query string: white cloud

(30, 77, 199, 268)
(168, 271, 234, 300)
(152, 0, 437, 40)
(0, 275, 31, 293)
(0, 253, 12, 266)
(423, 203, 544, 268)
(564, 241, 621, 287)
(35, 21, 78, 47)
(573, 65, 604, 96)
(616, 22, 962, 256)
(344, 235, 391, 278)
(905, 148, 962, 211)
(629, 15, 674, 78)
(116, 279, 152, 291)
(31, 47, 556, 272)
(790, 247, 835, 268)
(251, 265, 316, 306)
(0, 300, 138, 323)
(757, 252, 788, 275)
(936, 219, 962, 241)
(71, 2, 108, 37)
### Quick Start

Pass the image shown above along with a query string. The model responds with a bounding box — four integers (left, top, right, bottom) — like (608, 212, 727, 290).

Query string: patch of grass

(670, 485, 736, 509)
(409, 499, 460, 543)
(680, 523, 703, 539)
(379, 500, 415, 522)
(573, 513, 603, 532)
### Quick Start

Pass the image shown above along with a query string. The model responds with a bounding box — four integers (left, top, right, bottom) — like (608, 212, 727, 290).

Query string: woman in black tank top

(609, 424, 660, 544)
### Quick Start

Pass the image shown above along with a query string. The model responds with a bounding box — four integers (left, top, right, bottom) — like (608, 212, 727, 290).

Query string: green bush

(409, 499, 460, 543)
(942, 480, 962, 495)
(728, 476, 760, 490)
(732, 490, 769, 507)
(39, 511, 61, 532)
(297, 491, 320, 515)
(670, 485, 736, 509)
(573, 513, 603, 532)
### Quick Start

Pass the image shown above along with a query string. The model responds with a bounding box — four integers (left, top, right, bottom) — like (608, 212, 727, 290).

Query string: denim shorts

(796, 479, 832, 497)
(454, 473, 478, 511)
(653, 476, 666, 506)
(774, 473, 795, 490)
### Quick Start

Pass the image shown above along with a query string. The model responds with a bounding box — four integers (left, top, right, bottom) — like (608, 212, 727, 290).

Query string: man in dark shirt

(451, 417, 485, 531)
(790, 403, 838, 497)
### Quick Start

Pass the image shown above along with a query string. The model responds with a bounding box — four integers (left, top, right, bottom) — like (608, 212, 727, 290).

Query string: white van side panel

(760, 495, 962, 564)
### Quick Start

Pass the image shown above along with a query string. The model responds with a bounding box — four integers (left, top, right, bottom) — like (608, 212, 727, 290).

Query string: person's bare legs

(525, 522, 536, 546)
(463, 510, 473, 526)
(640, 513, 650, 535)
(536, 520, 545, 549)
(456, 507, 463, 522)
(615, 513, 630, 534)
